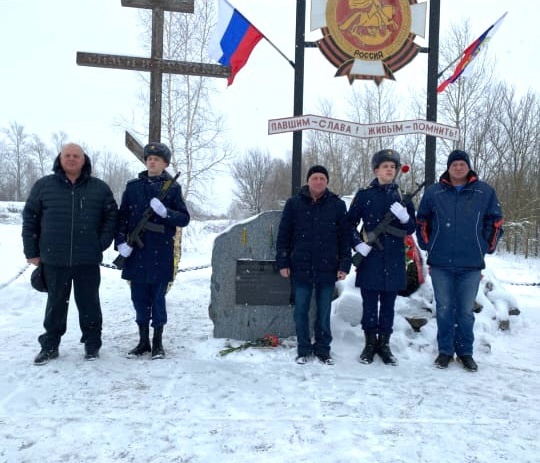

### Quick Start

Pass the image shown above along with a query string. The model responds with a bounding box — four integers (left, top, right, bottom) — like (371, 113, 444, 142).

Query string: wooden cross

(76, 0, 230, 161)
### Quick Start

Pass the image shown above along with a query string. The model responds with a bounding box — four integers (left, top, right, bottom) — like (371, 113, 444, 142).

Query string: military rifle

(113, 172, 181, 270)
(352, 179, 427, 268)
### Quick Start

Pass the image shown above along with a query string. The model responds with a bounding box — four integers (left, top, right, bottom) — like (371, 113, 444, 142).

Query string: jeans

(430, 267, 481, 356)
(293, 281, 335, 357)
(130, 282, 169, 327)
(360, 289, 397, 335)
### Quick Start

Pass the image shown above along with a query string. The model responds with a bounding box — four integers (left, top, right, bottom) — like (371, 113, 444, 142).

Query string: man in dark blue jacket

(22, 143, 118, 364)
(115, 142, 190, 360)
(416, 150, 504, 372)
(347, 149, 416, 366)
(276, 165, 351, 365)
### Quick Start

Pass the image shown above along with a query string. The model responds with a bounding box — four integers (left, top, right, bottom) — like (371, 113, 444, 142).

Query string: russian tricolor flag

(208, 0, 264, 86)
(437, 13, 507, 93)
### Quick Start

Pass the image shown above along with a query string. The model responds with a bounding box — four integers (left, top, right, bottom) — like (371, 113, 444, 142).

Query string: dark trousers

(39, 264, 103, 350)
(130, 281, 169, 328)
(360, 288, 398, 336)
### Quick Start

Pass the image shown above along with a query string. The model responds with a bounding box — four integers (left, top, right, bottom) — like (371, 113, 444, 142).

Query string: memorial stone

(210, 211, 312, 341)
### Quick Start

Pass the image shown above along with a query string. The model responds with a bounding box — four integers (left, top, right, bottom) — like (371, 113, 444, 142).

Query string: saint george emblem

(311, 0, 427, 84)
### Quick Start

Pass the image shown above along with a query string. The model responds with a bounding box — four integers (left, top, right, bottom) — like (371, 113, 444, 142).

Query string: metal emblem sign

(311, 0, 427, 84)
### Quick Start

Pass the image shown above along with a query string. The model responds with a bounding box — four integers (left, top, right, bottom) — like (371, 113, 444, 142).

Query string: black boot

(127, 324, 151, 357)
(359, 331, 377, 364)
(151, 326, 165, 360)
(377, 334, 398, 365)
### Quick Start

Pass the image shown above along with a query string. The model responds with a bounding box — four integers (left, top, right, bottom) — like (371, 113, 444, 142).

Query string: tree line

(0, 123, 137, 204)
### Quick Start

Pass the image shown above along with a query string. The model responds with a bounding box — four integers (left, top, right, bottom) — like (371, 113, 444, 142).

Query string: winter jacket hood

(52, 152, 93, 181)
(439, 168, 478, 186)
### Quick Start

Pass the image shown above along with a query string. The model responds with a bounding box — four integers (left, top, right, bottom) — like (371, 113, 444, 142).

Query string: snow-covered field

(1, 202, 539, 463)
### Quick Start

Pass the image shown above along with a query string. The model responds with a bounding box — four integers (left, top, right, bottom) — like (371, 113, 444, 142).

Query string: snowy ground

(1, 202, 539, 463)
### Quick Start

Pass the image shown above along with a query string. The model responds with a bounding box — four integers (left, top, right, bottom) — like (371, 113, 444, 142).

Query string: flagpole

(262, 36, 295, 69)
(437, 54, 460, 78)
(291, 0, 306, 195)
(425, 0, 441, 186)
(225, 0, 295, 69)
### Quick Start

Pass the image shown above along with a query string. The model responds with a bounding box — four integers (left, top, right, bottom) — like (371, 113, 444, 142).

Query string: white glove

(118, 242, 133, 258)
(355, 242, 372, 257)
(150, 197, 167, 218)
(390, 202, 410, 224)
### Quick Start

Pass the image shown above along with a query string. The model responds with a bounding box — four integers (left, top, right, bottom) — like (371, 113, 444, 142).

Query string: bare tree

(89, 150, 138, 203)
(303, 99, 362, 196)
(51, 131, 69, 154)
(138, 4, 232, 204)
(266, 158, 292, 208)
(394, 91, 430, 193)
(0, 140, 9, 201)
(3, 121, 29, 201)
(29, 134, 53, 178)
(348, 84, 404, 192)
(490, 87, 540, 222)
(231, 150, 290, 214)
(303, 85, 403, 197)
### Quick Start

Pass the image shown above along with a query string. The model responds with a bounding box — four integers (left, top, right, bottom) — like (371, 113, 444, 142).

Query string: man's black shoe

(34, 348, 59, 365)
(458, 355, 478, 372)
(434, 353, 453, 369)
(84, 348, 100, 361)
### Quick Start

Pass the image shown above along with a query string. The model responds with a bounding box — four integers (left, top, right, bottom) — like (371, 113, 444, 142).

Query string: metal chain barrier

(101, 262, 210, 273)
(0, 263, 30, 291)
(498, 280, 540, 287)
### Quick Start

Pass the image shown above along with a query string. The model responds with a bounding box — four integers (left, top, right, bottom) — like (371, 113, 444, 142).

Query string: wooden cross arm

(125, 131, 145, 163)
(76, 52, 230, 78)
(121, 0, 194, 13)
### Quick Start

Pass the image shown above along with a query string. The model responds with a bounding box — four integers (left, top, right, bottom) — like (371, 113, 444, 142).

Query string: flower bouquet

(219, 334, 280, 356)
(399, 235, 426, 297)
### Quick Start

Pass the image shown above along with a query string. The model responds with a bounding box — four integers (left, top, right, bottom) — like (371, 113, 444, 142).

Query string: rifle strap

(160, 180, 172, 198)
(366, 215, 394, 240)
(385, 225, 407, 238)
(361, 227, 383, 250)
(150, 171, 181, 206)
(144, 222, 165, 233)
(157, 171, 181, 200)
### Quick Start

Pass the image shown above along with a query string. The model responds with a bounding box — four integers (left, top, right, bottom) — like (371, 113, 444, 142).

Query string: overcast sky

(0, 0, 536, 164)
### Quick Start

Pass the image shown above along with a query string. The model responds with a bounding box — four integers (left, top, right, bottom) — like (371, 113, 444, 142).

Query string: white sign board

(268, 114, 460, 141)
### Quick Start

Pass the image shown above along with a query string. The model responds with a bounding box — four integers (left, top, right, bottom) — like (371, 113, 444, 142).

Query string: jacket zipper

(70, 188, 75, 266)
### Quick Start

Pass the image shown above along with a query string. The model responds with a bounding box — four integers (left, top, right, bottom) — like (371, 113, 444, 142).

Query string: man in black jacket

(22, 143, 118, 365)
(276, 165, 351, 365)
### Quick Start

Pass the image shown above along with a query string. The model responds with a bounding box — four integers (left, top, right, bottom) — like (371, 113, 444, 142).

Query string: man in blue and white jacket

(416, 150, 504, 372)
